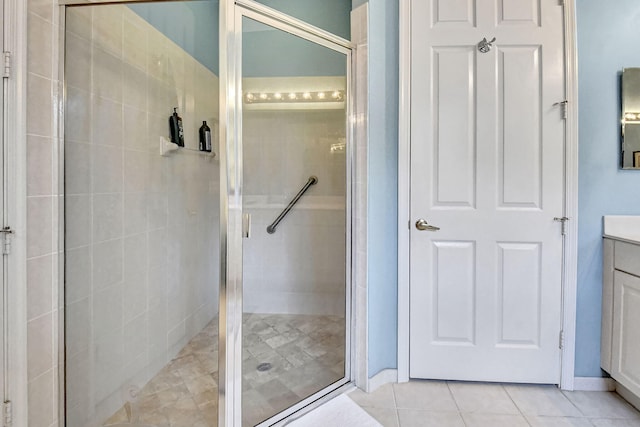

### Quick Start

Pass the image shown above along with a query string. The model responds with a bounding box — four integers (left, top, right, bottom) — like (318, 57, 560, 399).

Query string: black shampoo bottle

(199, 121, 212, 152)
(169, 108, 185, 147)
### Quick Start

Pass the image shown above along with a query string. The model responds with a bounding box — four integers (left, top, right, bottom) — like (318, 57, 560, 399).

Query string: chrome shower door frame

(219, 1, 356, 426)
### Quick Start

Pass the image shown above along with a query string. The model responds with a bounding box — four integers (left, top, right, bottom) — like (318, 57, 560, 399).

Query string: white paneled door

(409, 0, 566, 383)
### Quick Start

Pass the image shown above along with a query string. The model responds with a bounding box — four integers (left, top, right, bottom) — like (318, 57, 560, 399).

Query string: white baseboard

(367, 369, 397, 393)
(365, 373, 614, 393)
(573, 376, 616, 391)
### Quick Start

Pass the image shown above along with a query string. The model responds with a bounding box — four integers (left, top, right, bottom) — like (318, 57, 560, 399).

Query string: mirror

(621, 68, 640, 169)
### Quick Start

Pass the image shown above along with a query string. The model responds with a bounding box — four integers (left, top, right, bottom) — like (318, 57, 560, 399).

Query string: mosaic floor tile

(103, 314, 345, 427)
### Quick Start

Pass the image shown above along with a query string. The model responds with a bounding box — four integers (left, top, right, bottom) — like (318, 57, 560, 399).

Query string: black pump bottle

(169, 108, 185, 147)
(199, 121, 212, 152)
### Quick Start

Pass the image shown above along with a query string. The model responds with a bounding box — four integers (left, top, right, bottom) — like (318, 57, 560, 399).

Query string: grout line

(445, 381, 468, 427)
(27, 8, 55, 26)
(26, 67, 54, 82)
(445, 381, 462, 412)
(560, 389, 588, 417)
(390, 382, 401, 427)
(521, 403, 534, 427)
(27, 365, 57, 386)
(26, 194, 58, 200)
(502, 384, 525, 417)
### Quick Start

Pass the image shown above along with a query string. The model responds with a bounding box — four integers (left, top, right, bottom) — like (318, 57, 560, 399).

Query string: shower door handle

(243, 213, 251, 238)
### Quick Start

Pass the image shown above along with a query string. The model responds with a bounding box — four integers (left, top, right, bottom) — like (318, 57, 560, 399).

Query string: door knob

(415, 219, 440, 231)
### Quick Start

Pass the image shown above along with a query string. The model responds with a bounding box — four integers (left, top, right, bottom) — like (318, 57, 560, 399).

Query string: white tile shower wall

(26, 0, 61, 425)
(63, 5, 220, 426)
(242, 110, 347, 316)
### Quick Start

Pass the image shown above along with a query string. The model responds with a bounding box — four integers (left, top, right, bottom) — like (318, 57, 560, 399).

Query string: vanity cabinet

(602, 238, 640, 399)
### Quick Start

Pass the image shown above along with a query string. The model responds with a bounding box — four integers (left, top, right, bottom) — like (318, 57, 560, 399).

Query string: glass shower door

(239, 14, 350, 427)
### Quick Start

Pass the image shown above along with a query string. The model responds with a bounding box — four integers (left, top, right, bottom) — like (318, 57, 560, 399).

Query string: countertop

(603, 215, 640, 244)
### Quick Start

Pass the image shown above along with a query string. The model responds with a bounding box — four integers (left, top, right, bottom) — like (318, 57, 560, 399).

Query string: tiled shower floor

(103, 314, 345, 427)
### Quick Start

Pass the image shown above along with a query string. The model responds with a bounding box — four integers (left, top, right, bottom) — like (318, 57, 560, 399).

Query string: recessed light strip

(245, 90, 345, 104)
(624, 112, 640, 122)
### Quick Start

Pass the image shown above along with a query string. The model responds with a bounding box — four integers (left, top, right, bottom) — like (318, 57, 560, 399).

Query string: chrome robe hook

(478, 37, 496, 53)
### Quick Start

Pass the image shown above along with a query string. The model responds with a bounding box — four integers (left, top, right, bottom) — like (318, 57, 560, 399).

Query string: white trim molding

(573, 377, 616, 392)
(3, 0, 28, 425)
(396, 0, 411, 384)
(351, 2, 370, 392)
(559, 0, 580, 392)
(367, 369, 398, 393)
(397, 0, 580, 388)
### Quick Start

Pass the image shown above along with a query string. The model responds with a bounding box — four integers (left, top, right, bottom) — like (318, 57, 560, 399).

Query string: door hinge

(559, 330, 564, 350)
(3, 401, 12, 427)
(2, 52, 11, 79)
(242, 214, 251, 238)
(554, 217, 569, 236)
(1, 227, 14, 255)
(554, 100, 568, 120)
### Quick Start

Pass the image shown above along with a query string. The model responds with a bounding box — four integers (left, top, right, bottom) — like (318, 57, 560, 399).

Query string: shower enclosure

(62, 0, 354, 426)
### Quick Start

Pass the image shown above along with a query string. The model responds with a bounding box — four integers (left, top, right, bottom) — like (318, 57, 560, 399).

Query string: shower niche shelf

(159, 136, 216, 158)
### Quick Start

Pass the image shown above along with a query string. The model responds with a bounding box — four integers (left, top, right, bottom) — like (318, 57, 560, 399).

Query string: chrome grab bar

(266, 176, 318, 234)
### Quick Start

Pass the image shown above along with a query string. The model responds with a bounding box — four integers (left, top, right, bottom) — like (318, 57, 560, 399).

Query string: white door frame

(397, 0, 579, 391)
(2, 0, 28, 423)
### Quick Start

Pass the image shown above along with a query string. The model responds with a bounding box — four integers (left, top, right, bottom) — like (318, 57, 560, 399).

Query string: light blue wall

(575, 0, 640, 377)
(253, 0, 351, 40)
(129, 0, 350, 77)
(129, 1, 219, 73)
(362, 0, 399, 378)
(243, 0, 352, 78)
(242, 24, 347, 78)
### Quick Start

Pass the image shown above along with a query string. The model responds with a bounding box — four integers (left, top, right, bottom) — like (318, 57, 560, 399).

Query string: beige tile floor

(101, 317, 640, 427)
(103, 313, 345, 427)
(348, 381, 640, 427)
